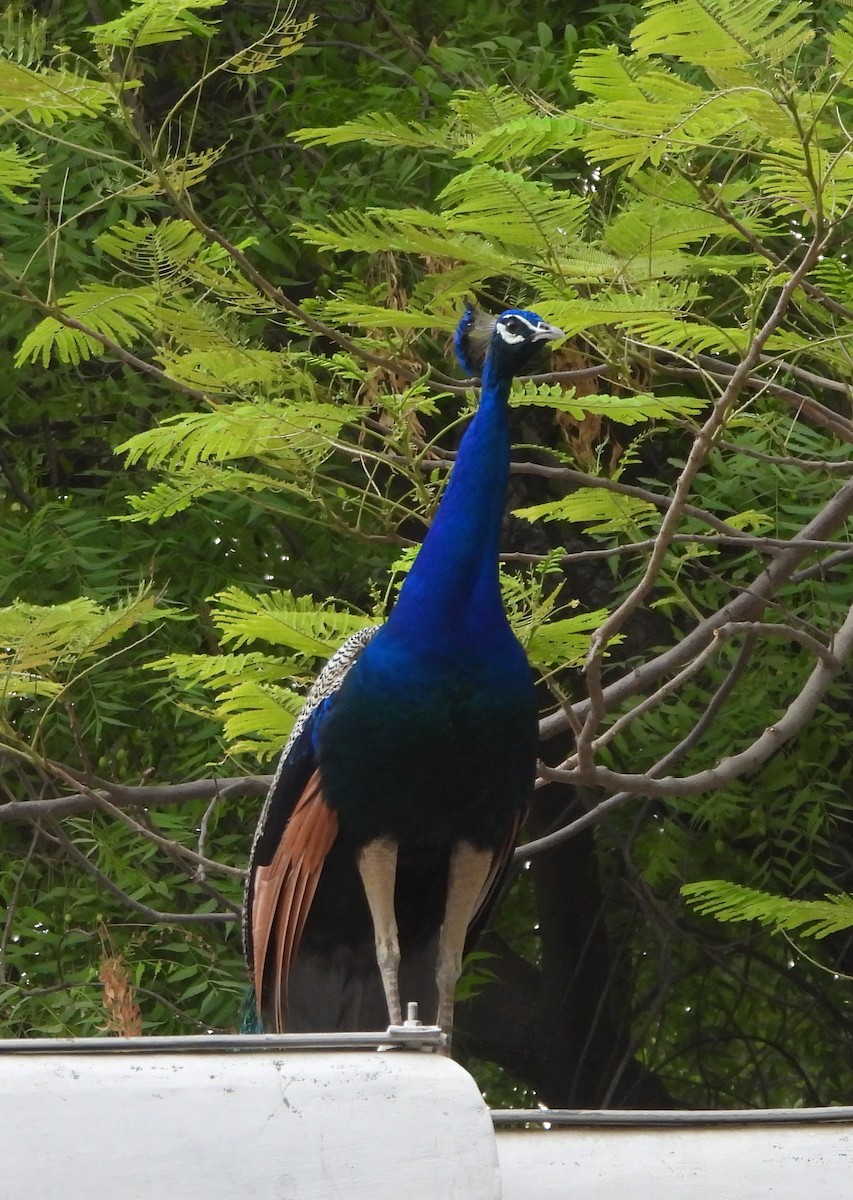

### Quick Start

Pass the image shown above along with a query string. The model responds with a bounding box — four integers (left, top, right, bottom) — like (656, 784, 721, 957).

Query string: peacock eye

(503, 316, 521, 333)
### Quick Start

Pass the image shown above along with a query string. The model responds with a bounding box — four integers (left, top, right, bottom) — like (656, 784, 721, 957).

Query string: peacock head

(454, 304, 564, 378)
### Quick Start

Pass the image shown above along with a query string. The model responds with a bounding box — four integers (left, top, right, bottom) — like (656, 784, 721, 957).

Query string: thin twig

(48, 821, 236, 925)
(0, 827, 40, 983)
(714, 621, 838, 669)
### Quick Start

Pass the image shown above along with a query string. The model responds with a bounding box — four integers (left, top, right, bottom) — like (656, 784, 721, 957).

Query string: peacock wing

(243, 625, 378, 1030)
(250, 769, 338, 1031)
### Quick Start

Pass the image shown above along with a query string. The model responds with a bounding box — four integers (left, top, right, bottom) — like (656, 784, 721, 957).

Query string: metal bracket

(385, 1002, 445, 1051)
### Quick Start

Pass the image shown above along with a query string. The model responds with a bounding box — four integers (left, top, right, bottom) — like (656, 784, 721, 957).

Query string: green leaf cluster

(682, 880, 853, 940)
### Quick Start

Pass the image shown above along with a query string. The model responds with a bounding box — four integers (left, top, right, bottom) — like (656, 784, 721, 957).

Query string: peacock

(243, 305, 563, 1046)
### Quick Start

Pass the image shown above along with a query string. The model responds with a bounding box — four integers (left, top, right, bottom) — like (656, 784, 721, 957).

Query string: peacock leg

(357, 837, 403, 1027)
(435, 841, 494, 1051)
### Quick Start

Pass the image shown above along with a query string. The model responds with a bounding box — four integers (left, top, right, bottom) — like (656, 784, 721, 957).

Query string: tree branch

(0, 772, 270, 824)
(544, 595, 853, 802)
(540, 474, 853, 739)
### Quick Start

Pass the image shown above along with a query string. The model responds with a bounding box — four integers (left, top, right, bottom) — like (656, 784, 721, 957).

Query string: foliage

(2, 0, 853, 1113)
(682, 880, 853, 941)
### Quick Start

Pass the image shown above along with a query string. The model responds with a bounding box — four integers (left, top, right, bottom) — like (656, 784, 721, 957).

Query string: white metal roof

(2, 1036, 852, 1199)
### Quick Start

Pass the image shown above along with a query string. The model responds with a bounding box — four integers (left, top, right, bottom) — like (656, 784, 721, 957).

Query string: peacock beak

(532, 321, 564, 343)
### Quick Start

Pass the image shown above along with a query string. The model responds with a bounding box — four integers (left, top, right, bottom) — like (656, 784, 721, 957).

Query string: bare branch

(507, 460, 775, 546)
(658, 361, 853, 443)
(792, 546, 853, 583)
(518, 605, 845, 860)
(540, 471, 853, 740)
(711, 440, 853, 472)
(520, 638, 757, 859)
(0, 772, 270, 824)
(501, 532, 852, 567)
(561, 637, 724, 768)
(545, 596, 853, 802)
(714, 621, 838, 668)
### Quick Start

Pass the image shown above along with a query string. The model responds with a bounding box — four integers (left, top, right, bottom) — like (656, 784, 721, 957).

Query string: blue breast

(316, 626, 537, 850)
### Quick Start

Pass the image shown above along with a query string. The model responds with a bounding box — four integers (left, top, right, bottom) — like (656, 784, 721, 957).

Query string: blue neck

(385, 354, 511, 648)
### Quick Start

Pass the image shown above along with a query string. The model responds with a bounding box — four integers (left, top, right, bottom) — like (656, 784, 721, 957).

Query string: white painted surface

(0, 1048, 500, 1200)
(497, 1123, 853, 1200)
(4, 1038, 853, 1199)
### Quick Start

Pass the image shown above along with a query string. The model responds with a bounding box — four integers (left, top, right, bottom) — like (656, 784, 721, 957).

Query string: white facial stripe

(495, 324, 526, 344)
(496, 313, 548, 345)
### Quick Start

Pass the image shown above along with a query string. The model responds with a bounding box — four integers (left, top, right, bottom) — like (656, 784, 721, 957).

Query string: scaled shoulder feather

(267, 624, 379, 797)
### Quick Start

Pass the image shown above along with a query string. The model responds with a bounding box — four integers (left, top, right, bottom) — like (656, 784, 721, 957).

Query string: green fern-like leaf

(295, 85, 545, 160)
(543, 282, 699, 332)
(457, 114, 582, 163)
(150, 299, 261, 361)
(212, 681, 306, 758)
(15, 286, 155, 367)
(0, 8, 49, 66)
(632, 0, 814, 78)
(87, 0, 225, 48)
(523, 608, 614, 671)
(437, 165, 588, 249)
(149, 650, 298, 688)
(541, 282, 746, 351)
(295, 112, 452, 152)
(119, 466, 305, 524)
(0, 589, 162, 676)
(210, 588, 374, 658)
(573, 48, 747, 174)
(810, 257, 853, 303)
(295, 208, 517, 273)
(96, 219, 271, 309)
(157, 344, 292, 392)
(120, 473, 225, 523)
(298, 166, 588, 269)
(603, 176, 745, 265)
(515, 489, 659, 535)
(96, 218, 206, 274)
(759, 141, 853, 224)
(148, 651, 306, 756)
(306, 296, 457, 334)
(117, 400, 348, 472)
(127, 146, 226, 195)
(830, 14, 853, 89)
(682, 879, 853, 939)
(724, 509, 774, 532)
(0, 144, 44, 203)
(511, 383, 706, 424)
(448, 85, 534, 136)
(0, 58, 118, 125)
(228, 11, 316, 73)
(0, 673, 63, 701)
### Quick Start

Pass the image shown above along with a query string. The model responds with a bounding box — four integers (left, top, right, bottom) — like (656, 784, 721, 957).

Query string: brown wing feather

(251, 769, 338, 1031)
